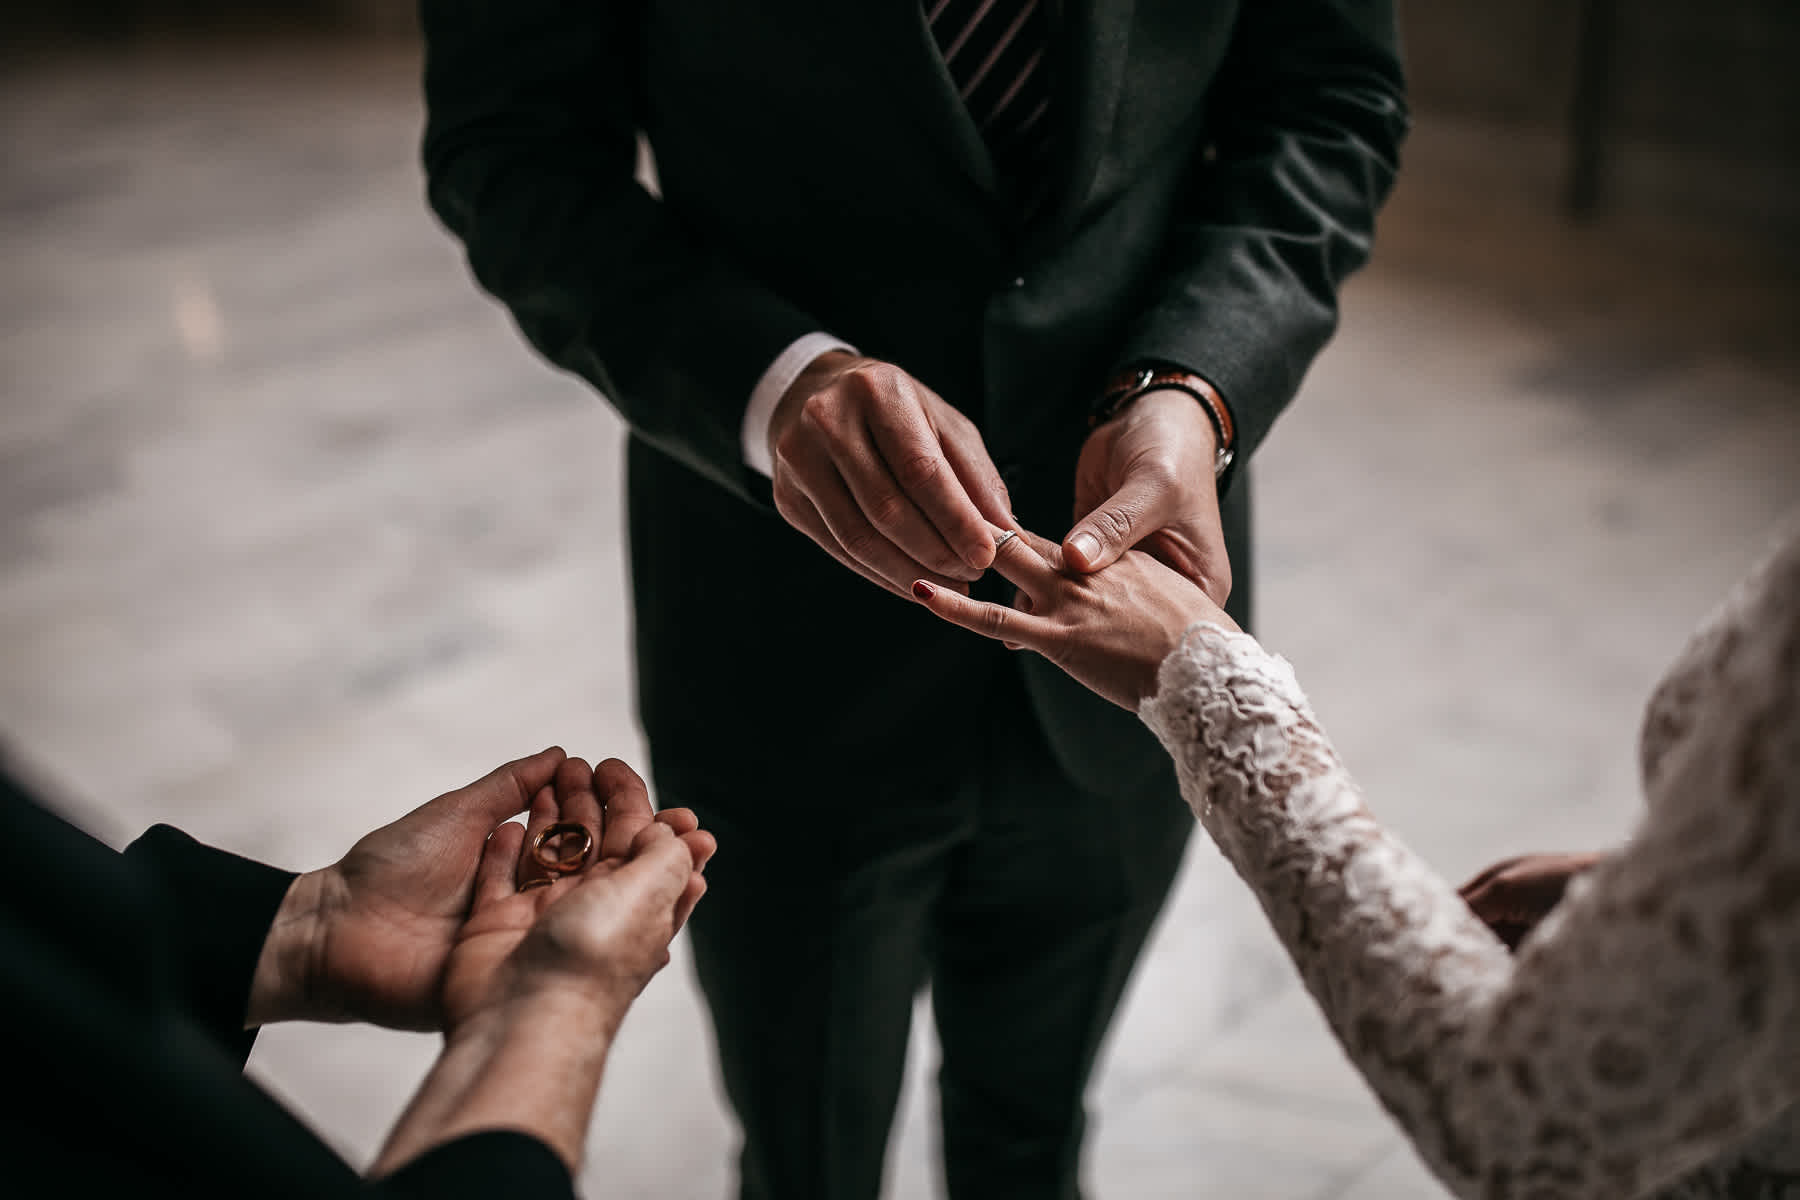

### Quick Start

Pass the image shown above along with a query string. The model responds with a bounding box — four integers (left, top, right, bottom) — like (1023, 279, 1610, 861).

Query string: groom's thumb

(1064, 478, 1161, 573)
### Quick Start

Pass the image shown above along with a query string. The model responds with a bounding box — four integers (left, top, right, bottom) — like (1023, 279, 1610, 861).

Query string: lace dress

(1139, 529, 1800, 1200)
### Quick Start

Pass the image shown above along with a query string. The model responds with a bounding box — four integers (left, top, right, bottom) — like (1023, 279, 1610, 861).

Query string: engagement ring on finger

(993, 530, 1018, 553)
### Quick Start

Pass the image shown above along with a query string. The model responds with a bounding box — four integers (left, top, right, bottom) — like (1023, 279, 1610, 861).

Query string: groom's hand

(769, 351, 1013, 598)
(1064, 389, 1232, 606)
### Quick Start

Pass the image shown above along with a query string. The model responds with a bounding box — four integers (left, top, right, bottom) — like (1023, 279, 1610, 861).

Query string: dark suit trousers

(627, 442, 1239, 1200)
(660, 666, 1192, 1200)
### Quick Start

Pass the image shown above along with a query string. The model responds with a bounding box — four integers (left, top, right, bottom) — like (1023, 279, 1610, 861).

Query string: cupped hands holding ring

(248, 749, 714, 1037)
(439, 755, 714, 1037)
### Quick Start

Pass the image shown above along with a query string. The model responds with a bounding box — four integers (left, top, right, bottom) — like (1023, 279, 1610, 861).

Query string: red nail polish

(912, 580, 935, 600)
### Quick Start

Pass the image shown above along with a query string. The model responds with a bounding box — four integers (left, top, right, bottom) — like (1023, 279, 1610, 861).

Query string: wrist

(1135, 388, 1219, 454)
(771, 349, 859, 435)
(376, 985, 618, 1177)
(1094, 365, 1235, 479)
(777, 349, 858, 407)
(449, 975, 629, 1052)
(246, 867, 333, 1027)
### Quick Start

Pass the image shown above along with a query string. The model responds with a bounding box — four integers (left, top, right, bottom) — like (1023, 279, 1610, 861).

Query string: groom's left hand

(1062, 389, 1231, 606)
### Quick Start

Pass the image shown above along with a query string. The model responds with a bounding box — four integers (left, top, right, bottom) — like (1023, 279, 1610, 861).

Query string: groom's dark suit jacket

(420, 0, 1406, 796)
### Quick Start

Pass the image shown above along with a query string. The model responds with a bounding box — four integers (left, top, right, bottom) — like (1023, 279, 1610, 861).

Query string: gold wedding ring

(518, 877, 556, 892)
(531, 821, 595, 875)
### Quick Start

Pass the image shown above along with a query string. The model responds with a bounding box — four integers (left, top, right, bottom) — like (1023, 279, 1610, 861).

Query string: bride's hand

(912, 524, 1239, 709)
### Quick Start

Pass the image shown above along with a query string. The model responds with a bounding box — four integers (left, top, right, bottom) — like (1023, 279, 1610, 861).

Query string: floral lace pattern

(1140, 528, 1800, 1199)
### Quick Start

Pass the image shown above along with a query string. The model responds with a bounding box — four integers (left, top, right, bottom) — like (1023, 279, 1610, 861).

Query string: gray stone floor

(4, 34, 1798, 1200)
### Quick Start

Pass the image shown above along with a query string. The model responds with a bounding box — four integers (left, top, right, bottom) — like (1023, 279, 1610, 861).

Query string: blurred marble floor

(4, 35, 1799, 1200)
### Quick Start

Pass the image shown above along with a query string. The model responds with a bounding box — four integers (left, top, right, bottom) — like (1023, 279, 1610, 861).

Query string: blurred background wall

(1403, 0, 1800, 238)
(13, 0, 1800, 242)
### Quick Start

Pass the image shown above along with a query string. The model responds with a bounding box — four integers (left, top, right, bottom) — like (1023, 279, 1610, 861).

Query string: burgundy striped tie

(926, 0, 1055, 202)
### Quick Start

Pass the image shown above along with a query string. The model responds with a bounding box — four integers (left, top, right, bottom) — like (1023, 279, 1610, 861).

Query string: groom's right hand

(768, 351, 1013, 598)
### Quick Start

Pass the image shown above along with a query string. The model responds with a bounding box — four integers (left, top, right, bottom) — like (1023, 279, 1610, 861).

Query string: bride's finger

(1012, 526, 1065, 566)
(912, 578, 1056, 649)
(984, 522, 1059, 600)
(1005, 588, 1034, 651)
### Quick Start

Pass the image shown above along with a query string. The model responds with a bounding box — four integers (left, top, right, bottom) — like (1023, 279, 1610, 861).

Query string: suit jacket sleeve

(122, 824, 297, 1066)
(1113, 0, 1408, 489)
(418, 0, 824, 502)
(379, 1131, 576, 1200)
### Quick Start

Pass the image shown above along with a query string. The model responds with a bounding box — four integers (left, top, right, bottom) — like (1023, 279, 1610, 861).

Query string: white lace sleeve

(1140, 529, 1800, 1200)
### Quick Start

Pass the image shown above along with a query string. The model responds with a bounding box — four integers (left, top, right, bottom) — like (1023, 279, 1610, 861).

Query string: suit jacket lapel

(874, 0, 999, 200)
(866, 0, 1137, 244)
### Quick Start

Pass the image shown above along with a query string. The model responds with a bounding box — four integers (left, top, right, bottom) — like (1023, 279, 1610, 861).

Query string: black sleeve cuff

(122, 825, 297, 1064)
(377, 1131, 575, 1200)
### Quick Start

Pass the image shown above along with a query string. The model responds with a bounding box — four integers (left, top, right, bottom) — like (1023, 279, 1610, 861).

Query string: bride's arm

(911, 522, 1800, 1198)
(1144, 586, 1800, 1199)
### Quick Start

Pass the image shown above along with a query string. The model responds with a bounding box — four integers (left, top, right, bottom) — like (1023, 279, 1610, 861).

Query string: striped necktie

(925, 0, 1055, 202)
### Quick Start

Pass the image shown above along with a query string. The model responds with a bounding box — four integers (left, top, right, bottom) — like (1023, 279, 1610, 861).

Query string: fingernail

(1070, 532, 1100, 565)
(912, 580, 935, 600)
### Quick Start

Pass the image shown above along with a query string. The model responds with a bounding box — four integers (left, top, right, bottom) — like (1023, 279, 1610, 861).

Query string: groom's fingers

(911, 578, 1056, 649)
(775, 465, 972, 599)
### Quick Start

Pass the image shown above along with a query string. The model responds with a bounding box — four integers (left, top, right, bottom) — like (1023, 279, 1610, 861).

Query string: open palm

(441, 759, 714, 1033)
(306, 747, 577, 1029)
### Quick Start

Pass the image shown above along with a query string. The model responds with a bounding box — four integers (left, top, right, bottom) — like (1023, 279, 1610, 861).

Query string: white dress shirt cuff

(742, 332, 858, 478)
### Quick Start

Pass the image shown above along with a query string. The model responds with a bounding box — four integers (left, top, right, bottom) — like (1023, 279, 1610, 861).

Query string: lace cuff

(1139, 622, 1325, 823)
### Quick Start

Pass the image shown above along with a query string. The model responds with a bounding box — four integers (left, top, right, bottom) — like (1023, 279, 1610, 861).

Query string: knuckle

(865, 489, 910, 532)
(797, 395, 836, 436)
(1094, 505, 1137, 542)
(980, 606, 1011, 638)
(929, 548, 968, 576)
(1210, 562, 1234, 603)
(772, 427, 806, 467)
(839, 526, 883, 562)
(842, 363, 888, 398)
(893, 451, 945, 491)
